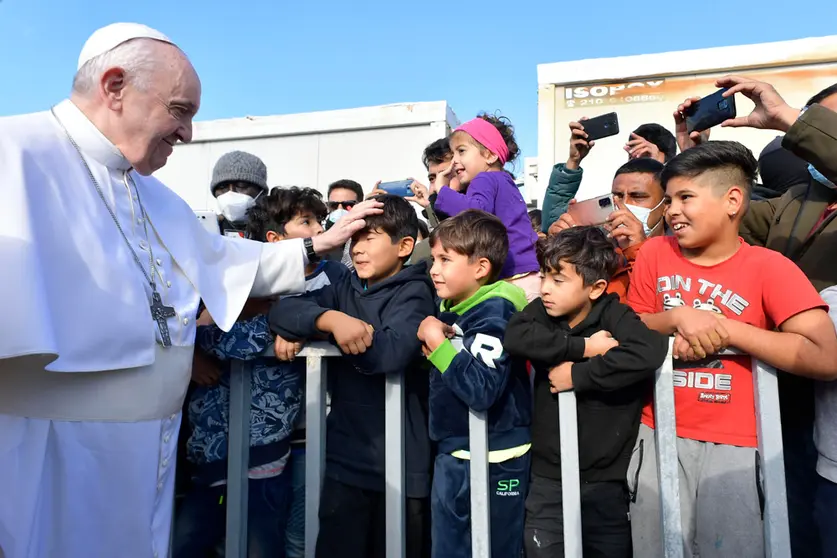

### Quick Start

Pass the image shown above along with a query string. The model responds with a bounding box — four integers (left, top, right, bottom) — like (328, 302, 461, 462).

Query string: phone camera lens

(599, 198, 611, 208)
(718, 99, 729, 110)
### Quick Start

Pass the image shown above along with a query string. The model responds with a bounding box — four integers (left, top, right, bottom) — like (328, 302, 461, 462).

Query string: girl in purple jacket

(431, 114, 541, 300)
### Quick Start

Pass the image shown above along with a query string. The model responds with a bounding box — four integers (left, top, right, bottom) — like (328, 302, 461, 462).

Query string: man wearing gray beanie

(211, 150, 269, 237)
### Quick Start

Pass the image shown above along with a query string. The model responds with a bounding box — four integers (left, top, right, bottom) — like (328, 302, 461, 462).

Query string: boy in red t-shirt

(627, 141, 837, 558)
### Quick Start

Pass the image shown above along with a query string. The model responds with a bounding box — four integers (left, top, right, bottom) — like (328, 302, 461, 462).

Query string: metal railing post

(654, 343, 790, 558)
(225, 360, 252, 558)
(558, 391, 583, 557)
(469, 410, 492, 558)
(752, 360, 790, 557)
(298, 342, 336, 558)
(654, 339, 684, 558)
(386, 372, 406, 558)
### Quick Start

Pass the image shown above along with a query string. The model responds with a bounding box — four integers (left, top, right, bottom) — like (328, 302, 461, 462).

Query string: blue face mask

(809, 164, 837, 190)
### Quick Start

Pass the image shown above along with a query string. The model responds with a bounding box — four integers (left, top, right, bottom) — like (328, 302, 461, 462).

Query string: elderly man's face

(121, 44, 201, 175)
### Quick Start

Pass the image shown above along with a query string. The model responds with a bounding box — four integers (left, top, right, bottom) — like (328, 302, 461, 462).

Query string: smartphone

(581, 113, 620, 142)
(685, 89, 737, 134)
(568, 194, 615, 226)
(196, 210, 221, 235)
(378, 180, 414, 197)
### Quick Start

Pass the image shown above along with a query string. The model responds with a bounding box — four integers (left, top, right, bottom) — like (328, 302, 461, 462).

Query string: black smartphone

(685, 89, 737, 134)
(581, 112, 620, 141)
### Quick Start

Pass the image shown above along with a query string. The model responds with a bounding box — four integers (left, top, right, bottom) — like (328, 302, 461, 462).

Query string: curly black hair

(453, 112, 521, 167)
(422, 138, 453, 169)
(538, 226, 620, 286)
(246, 186, 328, 242)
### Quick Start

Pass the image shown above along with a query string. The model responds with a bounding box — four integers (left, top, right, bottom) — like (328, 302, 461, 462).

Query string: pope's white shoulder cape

(0, 106, 303, 372)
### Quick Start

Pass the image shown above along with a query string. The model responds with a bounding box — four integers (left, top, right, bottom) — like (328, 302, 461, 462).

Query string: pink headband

(455, 118, 510, 165)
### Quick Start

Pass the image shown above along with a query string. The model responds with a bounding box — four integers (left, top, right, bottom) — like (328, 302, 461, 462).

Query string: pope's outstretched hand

(310, 199, 383, 255)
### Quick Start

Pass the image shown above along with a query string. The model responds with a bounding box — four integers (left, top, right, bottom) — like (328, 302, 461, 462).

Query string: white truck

(535, 35, 837, 205)
(153, 101, 459, 212)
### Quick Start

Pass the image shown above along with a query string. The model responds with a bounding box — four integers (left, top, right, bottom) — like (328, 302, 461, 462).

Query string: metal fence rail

(215, 339, 792, 558)
(223, 342, 494, 558)
(558, 391, 582, 558)
(556, 339, 791, 558)
(652, 342, 791, 558)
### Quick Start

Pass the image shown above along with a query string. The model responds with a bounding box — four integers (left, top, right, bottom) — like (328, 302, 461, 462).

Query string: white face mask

(217, 191, 258, 223)
(625, 197, 665, 238)
(327, 208, 348, 224)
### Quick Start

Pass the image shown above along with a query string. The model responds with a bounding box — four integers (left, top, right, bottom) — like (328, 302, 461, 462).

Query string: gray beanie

(210, 151, 268, 194)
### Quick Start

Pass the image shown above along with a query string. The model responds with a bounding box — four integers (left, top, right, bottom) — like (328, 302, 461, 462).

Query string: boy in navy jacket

(417, 210, 532, 558)
(269, 195, 435, 558)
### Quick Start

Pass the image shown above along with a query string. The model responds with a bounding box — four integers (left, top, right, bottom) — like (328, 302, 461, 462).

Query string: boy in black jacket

(269, 195, 435, 558)
(417, 210, 532, 558)
(504, 226, 667, 558)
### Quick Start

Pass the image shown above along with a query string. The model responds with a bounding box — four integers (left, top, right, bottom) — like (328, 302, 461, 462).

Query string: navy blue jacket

(427, 282, 532, 455)
(268, 260, 435, 498)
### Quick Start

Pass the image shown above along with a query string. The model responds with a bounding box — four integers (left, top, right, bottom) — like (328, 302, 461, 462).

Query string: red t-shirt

(627, 236, 826, 447)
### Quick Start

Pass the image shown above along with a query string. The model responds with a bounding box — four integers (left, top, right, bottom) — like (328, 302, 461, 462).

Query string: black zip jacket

(504, 293, 667, 483)
(268, 261, 435, 498)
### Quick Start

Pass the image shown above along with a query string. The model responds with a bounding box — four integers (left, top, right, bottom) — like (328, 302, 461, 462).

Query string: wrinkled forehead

(150, 43, 201, 105)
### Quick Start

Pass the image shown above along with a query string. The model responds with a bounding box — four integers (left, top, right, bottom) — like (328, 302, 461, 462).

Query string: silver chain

(50, 107, 159, 292)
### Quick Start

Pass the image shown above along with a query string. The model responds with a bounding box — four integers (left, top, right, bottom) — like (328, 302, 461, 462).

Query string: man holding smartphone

(541, 119, 676, 233)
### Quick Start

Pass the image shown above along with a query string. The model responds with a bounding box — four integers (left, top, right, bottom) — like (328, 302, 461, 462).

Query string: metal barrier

(558, 339, 790, 558)
(223, 342, 494, 558)
(558, 391, 583, 558)
(653, 340, 791, 558)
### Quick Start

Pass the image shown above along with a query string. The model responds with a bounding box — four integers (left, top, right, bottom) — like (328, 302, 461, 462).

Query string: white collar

(53, 99, 132, 171)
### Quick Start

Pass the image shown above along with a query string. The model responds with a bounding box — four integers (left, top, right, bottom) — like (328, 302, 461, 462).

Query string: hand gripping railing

(653, 340, 790, 558)
(223, 342, 495, 558)
(557, 339, 790, 558)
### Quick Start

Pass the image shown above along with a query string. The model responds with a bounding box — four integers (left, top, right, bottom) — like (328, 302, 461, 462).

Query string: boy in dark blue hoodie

(416, 210, 532, 558)
(268, 194, 435, 558)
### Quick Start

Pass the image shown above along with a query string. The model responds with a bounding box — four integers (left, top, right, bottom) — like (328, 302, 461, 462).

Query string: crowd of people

(175, 74, 837, 558)
(2, 21, 837, 558)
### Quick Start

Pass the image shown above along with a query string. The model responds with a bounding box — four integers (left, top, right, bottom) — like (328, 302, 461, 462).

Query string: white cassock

(0, 100, 308, 558)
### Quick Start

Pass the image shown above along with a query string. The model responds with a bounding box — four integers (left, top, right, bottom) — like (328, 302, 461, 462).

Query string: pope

(0, 22, 380, 558)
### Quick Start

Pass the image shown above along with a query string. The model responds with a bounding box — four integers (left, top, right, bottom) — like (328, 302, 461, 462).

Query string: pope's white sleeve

(250, 238, 307, 297)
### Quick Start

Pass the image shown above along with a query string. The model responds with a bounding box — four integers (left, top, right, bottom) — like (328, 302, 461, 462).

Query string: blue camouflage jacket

(187, 314, 303, 484)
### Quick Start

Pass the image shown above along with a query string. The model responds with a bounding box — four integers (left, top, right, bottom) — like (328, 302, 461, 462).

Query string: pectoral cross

(150, 291, 176, 347)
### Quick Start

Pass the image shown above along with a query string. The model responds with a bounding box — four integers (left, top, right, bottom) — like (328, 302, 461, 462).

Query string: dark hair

(661, 141, 757, 201)
(246, 186, 327, 242)
(806, 83, 837, 107)
(453, 113, 521, 166)
(429, 209, 509, 282)
(538, 226, 620, 286)
(416, 219, 430, 240)
(632, 123, 677, 162)
(361, 194, 419, 251)
(528, 209, 543, 230)
(614, 157, 665, 185)
(327, 179, 363, 202)
(422, 138, 453, 169)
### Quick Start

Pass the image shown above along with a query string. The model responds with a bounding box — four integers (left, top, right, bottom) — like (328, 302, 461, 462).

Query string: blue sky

(2, 0, 836, 173)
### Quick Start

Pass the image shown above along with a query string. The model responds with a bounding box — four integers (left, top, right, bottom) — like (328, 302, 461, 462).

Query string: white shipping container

(536, 36, 837, 205)
(154, 101, 460, 211)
